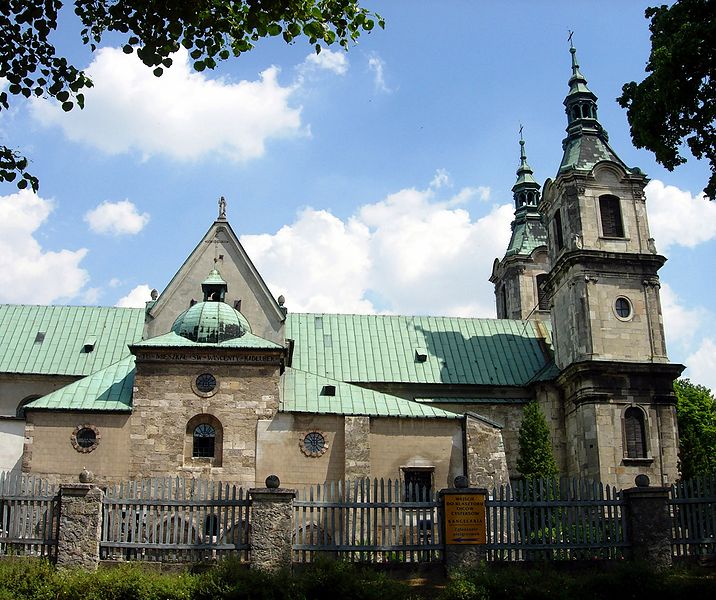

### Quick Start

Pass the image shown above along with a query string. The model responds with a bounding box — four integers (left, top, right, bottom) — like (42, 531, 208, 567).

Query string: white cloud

(29, 47, 304, 162)
(301, 48, 349, 75)
(0, 190, 88, 303)
(241, 179, 512, 316)
(646, 179, 716, 252)
(108, 278, 122, 288)
(660, 283, 710, 350)
(685, 338, 716, 392)
(84, 200, 150, 236)
(367, 53, 390, 93)
(430, 169, 450, 189)
(116, 284, 153, 308)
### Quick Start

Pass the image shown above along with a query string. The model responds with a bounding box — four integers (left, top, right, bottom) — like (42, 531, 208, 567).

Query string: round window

(71, 424, 100, 453)
(300, 431, 328, 457)
(195, 373, 217, 393)
(76, 428, 96, 448)
(615, 297, 632, 320)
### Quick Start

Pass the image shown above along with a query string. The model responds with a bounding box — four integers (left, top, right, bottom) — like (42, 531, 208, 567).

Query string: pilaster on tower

(490, 134, 549, 320)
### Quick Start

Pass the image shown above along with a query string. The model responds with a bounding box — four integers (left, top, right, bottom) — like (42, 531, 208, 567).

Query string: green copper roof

(133, 330, 283, 350)
(566, 46, 594, 97)
(0, 305, 144, 376)
(559, 134, 627, 173)
(26, 355, 135, 412)
(505, 216, 548, 256)
(280, 368, 459, 419)
(285, 314, 555, 386)
(513, 139, 539, 190)
(202, 269, 227, 286)
(172, 301, 251, 342)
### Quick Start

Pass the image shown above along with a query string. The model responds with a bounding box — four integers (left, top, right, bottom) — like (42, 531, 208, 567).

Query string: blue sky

(1, 1, 715, 389)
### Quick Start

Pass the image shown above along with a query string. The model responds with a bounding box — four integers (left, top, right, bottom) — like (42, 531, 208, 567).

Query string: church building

(0, 47, 683, 492)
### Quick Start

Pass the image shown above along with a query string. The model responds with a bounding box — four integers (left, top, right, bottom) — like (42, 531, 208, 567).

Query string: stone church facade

(0, 47, 682, 491)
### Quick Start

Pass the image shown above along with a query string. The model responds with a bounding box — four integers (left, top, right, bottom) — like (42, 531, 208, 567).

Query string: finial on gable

(218, 196, 227, 220)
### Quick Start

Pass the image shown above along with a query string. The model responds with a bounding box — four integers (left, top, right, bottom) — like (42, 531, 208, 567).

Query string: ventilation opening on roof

(34, 332, 45, 344)
(315, 316, 323, 329)
(321, 385, 336, 396)
(82, 337, 97, 353)
(190, 299, 197, 307)
(323, 334, 332, 348)
(415, 348, 428, 362)
(234, 299, 242, 311)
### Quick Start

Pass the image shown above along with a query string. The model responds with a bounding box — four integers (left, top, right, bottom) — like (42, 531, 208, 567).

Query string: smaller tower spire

(512, 134, 540, 213)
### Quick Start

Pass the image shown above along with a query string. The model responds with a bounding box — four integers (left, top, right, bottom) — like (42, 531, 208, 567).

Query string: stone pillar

(249, 475, 297, 572)
(622, 474, 672, 569)
(439, 477, 488, 572)
(56, 484, 104, 570)
(464, 413, 509, 489)
(344, 416, 370, 480)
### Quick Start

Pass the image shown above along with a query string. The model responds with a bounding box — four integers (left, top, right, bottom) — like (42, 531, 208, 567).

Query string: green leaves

(516, 401, 559, 479)
(0, 0, 384, 192)
(675, 379, 716, 479)
(620, 0, 716, 199)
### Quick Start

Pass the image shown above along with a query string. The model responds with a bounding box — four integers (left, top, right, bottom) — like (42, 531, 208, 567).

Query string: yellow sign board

(444, 492, 487, 545)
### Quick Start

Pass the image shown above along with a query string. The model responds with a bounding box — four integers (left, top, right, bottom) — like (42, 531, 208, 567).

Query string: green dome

(172, 301, 251, 343)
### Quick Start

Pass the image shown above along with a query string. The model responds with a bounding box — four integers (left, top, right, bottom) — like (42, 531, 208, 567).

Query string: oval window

(615, 297, 632, 319)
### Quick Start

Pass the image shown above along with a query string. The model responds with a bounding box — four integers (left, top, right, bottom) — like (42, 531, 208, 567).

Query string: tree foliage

(674, 378, 716, 480)
(618, 0, 716, 199)
(516, 401, 558, 479)
(0, 0, 383, 191)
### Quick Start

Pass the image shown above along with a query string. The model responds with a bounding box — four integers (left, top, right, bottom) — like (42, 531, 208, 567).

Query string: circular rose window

(300, 431, 328, 457)
(71, 424, 100, 453)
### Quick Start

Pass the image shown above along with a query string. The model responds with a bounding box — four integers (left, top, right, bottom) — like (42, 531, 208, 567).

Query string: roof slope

(27, 355, 135, 412)
(280, 367, 459, 419)
(132, 330, 283, 350)
(0, 305, 144, 376)
(286, 314, 554, 387)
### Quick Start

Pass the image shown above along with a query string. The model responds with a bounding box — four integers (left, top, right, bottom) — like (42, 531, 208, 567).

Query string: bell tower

(490, 134, 549, 320)
(540, 45, 683, 487)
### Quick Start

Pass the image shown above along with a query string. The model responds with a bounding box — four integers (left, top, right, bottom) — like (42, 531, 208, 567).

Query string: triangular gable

(145, 218, 285, 344)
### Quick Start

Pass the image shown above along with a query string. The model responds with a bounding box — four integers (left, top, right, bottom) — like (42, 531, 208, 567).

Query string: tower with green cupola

(540, 44, 683, 487)
(491, 134, 549, 320)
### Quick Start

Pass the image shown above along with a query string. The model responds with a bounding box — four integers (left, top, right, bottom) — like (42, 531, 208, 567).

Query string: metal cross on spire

(567, 30, 574, 48)
(519, 123, 524, 141)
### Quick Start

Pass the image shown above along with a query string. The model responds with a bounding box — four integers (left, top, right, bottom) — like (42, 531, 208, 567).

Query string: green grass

(0, 559, 713, 600)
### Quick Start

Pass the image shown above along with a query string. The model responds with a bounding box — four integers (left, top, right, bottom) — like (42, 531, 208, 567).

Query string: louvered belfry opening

(599, 195, 624, 238)
(624, 407, 646, 458)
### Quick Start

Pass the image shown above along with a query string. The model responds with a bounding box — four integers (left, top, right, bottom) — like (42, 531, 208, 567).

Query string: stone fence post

(622, 474, 672, 569)
(249, 475, 297, 572)
(439, 476, 488, 572)
(56, 483, 104, 570)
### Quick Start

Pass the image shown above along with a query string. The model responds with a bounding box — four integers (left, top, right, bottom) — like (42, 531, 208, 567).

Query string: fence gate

(100, 477, 251, 562)
(293, 478, 442, 563)
(0, 471, 58, 559)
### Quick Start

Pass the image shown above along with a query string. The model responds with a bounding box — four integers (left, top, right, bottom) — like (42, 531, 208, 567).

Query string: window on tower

(624, 407, 647, 459)
(554, 209, 565, 250)
(536, 274, 549, 311)
(599, 195, 625, 238)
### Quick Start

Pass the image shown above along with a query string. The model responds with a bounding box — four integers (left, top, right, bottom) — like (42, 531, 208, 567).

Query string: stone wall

(344, 416, 370, 479)
(464, 414, 509, 488)
(129, 361, 281, 486)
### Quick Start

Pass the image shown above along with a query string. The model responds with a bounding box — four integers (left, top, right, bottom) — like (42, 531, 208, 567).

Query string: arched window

(624, 407, 647, 459)
(185, 414, 223, 466)
(553, 209, 565, 250)
(193, 424, 216, 458)
(16, 395, 41, 418)
(599, 195, 625, 238)
(536, 274, 549, 311)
